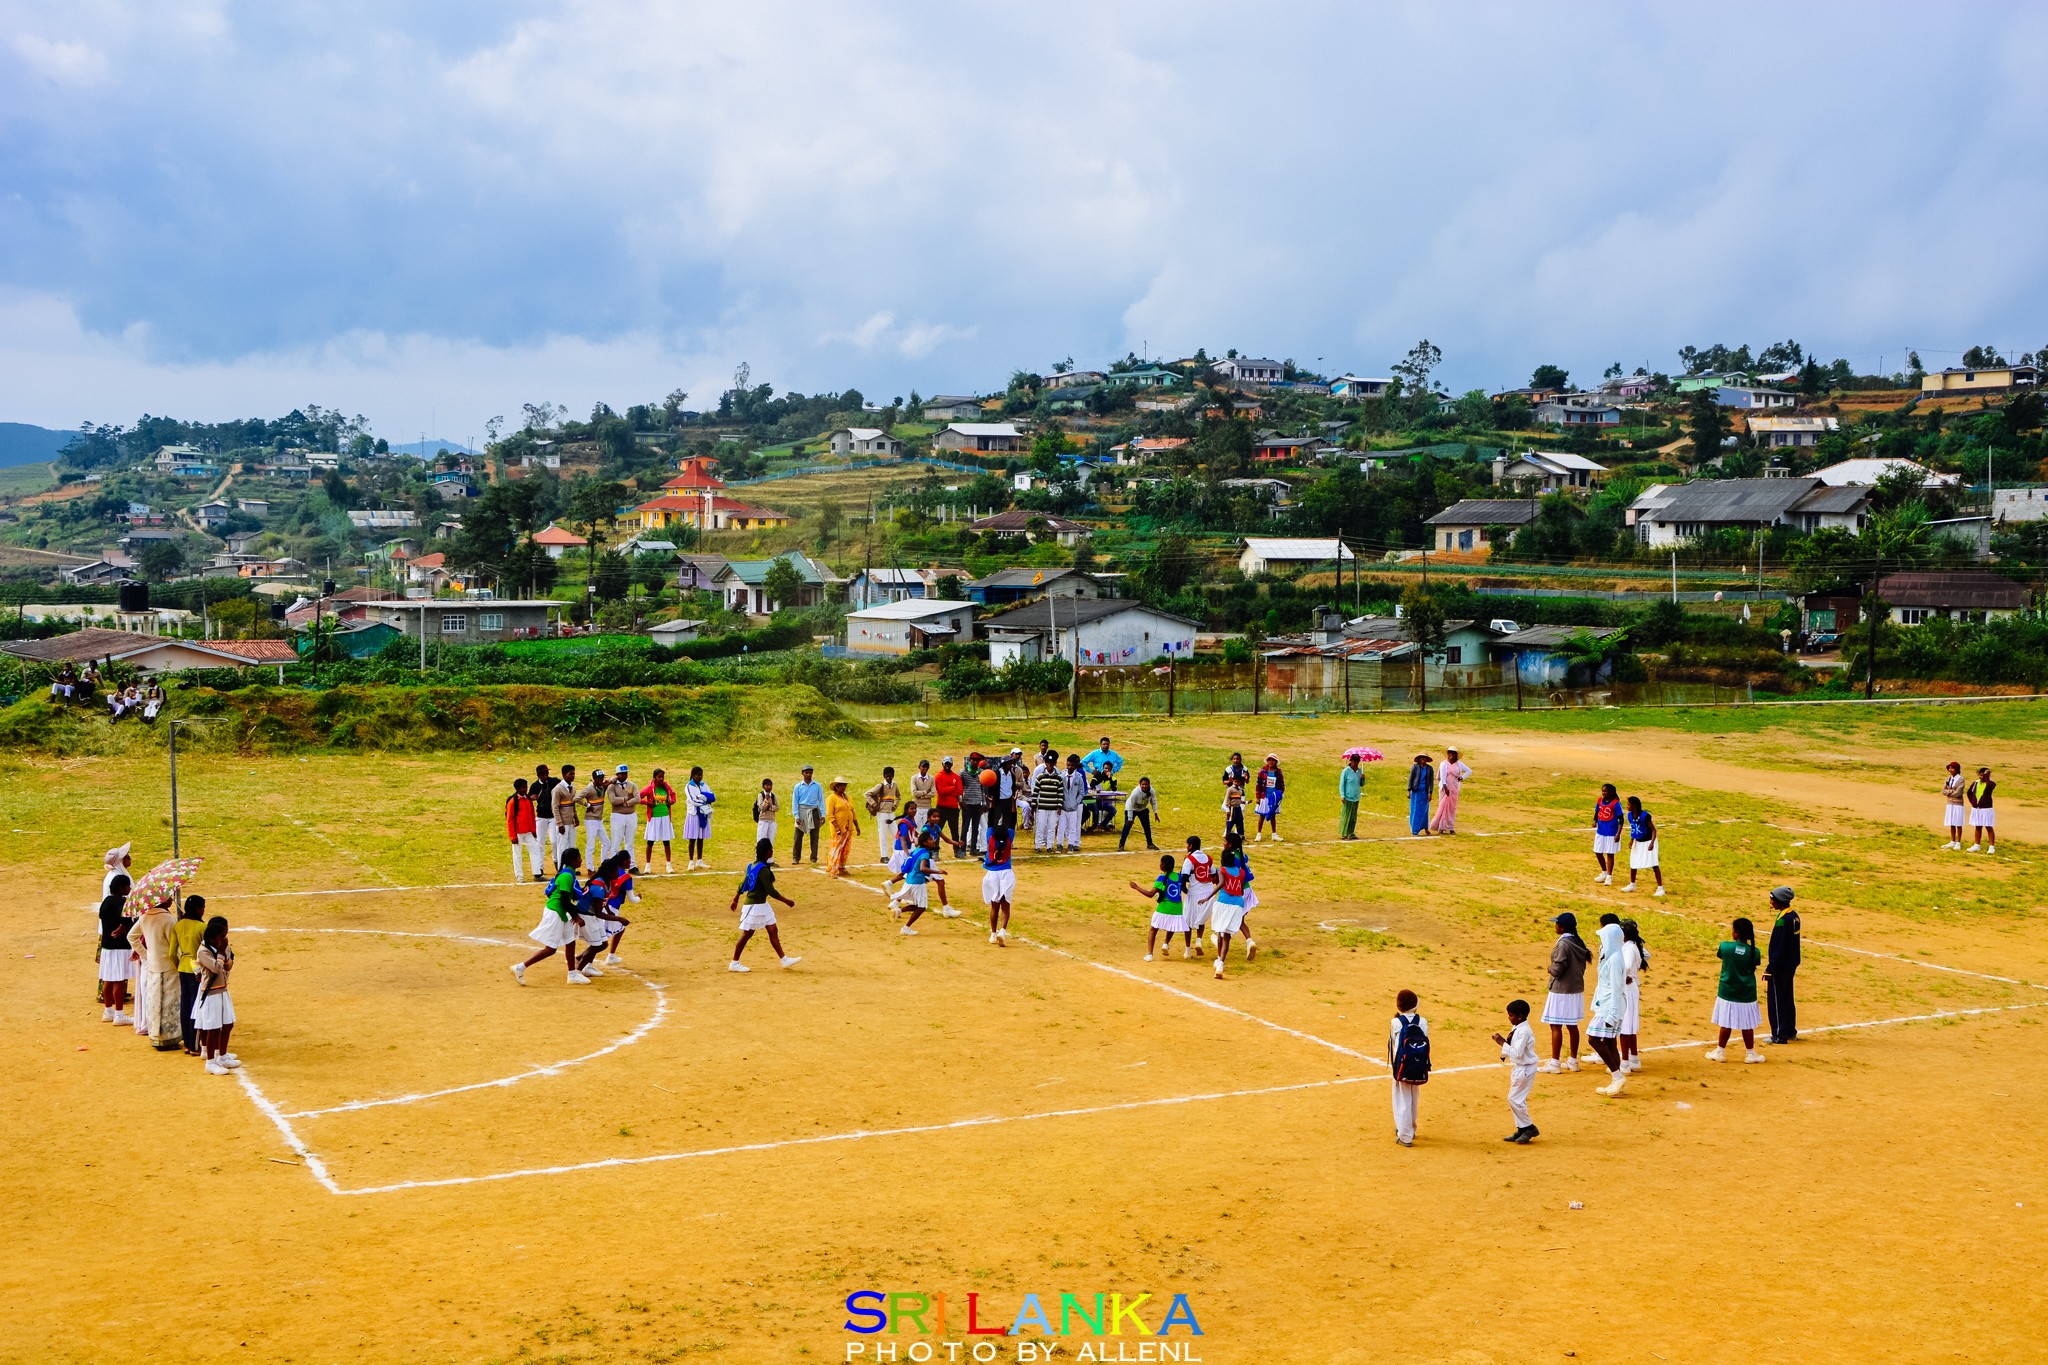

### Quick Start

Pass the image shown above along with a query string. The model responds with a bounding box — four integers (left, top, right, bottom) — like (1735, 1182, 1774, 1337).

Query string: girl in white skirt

(1618, 917, 1648, 1072)
(1966, 766, 1997, 855)
(642, 768, 680, 874)
(753, 778, 779, 851)
(1539, 911, 1592, 1073)
(1705, 916, 1765, 1063)
(1586, 916, 1629, 1096)
(1941, 761, 1967, 850)
(1209, 838, 1257, 979)
(1130, 855, 1191, 961)
(1591, 785, 1621, 884)
(981, 825, 1016, 946)
(513, 848, 589, 985)
(193, 916, 239, 1075)
(1181, 836, 1218, 954)
(97, 874, 133, 1024)
(573, 853, 628, 975)
(1620, 796, 1664, 896)
(727, 838, 799, 971)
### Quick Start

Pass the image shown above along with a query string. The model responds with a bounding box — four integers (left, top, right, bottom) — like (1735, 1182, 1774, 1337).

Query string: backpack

(739, 860, 767, 897)
(1392, 1014, 1431, 1084)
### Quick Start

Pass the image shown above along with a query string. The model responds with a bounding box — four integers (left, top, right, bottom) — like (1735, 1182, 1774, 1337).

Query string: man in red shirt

(933, 755, 965, 858)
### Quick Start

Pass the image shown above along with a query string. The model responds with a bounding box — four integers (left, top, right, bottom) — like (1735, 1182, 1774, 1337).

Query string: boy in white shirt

(1492, 999, 1540, 1144)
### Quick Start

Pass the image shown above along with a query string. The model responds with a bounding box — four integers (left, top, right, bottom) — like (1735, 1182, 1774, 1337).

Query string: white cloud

(1, 2, 2047, 433)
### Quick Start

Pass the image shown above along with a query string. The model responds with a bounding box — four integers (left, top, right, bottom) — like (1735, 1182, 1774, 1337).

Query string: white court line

(819, 868, 1378, 1064)
(263, 997, 2044, 1197)
(1014, 934, 1380, 1065)
(236, 927, 671, 1119)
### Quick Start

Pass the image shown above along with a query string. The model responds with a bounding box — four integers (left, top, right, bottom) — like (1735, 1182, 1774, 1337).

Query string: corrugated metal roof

(1425, 499, 1545, 526)
(1641, 478, 1820, 523)
(845, 598, 976, 621)
(1876, 572, 2028, 610)
(1239, 537, 1356, 560)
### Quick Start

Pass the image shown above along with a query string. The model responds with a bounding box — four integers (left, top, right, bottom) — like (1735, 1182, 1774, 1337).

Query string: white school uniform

(535, 816, 556, 861)
(610, 811, 638, 857)
(1628, 837, 1659, 870)
(512, 834, 543, 881)
(738, 902, 777, 931)
(1621, 941, 1644, 1035)
(1181, 854, 1218, 929)
(1388, 1012, 1427, 1142)
(584, 816, 608, 864)
(1593, 833, 1620, 855)
(98, 948, 132, 982)
(192, 991, 235, 1031)
(1712, 997, 1762, 1031)
(981, 869, 1016, 905)
(529, 910, 581, 950)
(1501, 1020, 1537, 1128)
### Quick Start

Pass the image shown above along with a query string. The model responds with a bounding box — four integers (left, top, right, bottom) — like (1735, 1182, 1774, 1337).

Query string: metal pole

(168, 720, 182, 859)
(1670, 550, 1678, 603)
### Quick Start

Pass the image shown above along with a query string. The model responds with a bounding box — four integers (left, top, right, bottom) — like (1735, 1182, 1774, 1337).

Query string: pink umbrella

(1341, 746, 1386, 762)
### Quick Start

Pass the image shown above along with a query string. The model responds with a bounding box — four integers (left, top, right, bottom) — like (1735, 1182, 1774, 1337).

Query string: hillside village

(4, 341, 2047, 700)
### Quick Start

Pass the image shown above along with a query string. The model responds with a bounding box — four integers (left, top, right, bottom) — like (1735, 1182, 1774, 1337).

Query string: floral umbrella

(124, 857, 203, 913)
(1341, 746, 1387, 762)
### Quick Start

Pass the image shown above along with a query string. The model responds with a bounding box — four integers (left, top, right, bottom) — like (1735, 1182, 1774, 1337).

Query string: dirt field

(7, 704, 2048, 1363)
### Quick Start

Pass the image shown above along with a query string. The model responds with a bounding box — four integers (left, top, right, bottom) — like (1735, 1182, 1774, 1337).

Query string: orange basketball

(978, 769, 999, 788)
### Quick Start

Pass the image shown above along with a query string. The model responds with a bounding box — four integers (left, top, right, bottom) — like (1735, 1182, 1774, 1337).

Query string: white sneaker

(1745, 1049, 1767, 1064)
(990, 932, 1000, 944)
(1253, 832, 1264, 841)
(206, 1060, 229, 1075)
(1144, 953, 1154, 962)
(1561, 1057, 1579, 1072)
(111, 1011, 132, 1025)
(1966, 845, 1982, 853)
(1625, 1058, 1642, 1073)
(1945, 841, 1960, 850)
(900, 926, 917, 936)
(940, 907, 961, 918)
(1183, 945, 1193, 959)
(1653, 886, 1666, 897)
(605, 953, 623, 965)
(728, 961, 751, 973)
(1245, 938, 1257, 961)
(780, 956, 801, 968)
(511, 963, 526, 984)
(1538, 1059, 1561, 1074)
(220, 1055, 242, 1069)
(1987, 845, 1997, 855)
(1272, 834, 1283, 843)
(1704, 1047, 1726, 1062)
(566, 971, 591, 984)
(997, 928, 1008, 941)
(1212, 960, 1224, 979)
(581, 963, 605, 977)
(102, 1006, 115, 1022)
(1619, 883, 1637, 893)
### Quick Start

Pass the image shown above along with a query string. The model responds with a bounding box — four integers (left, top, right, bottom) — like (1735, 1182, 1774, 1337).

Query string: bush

(934, 655, 1073, 698)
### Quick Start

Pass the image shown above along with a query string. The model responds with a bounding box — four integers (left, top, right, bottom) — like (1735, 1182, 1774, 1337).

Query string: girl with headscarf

(1586, 914, 1629, 1095)
(1430, 748, 1471, 834)
(1540, 911, 1592, 1072)
(1619, 918, 1648, 1072)
(1406, 755, 1435, 836)
(1253, 754, 1285, 842)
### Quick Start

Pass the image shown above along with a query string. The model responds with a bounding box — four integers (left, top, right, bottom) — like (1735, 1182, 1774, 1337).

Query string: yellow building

(631, 492, 792, 533)
(1921, 364, 2040, 395)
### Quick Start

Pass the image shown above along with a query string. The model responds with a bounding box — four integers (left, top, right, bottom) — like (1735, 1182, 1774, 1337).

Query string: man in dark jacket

(1765, 886, 1801, 1044)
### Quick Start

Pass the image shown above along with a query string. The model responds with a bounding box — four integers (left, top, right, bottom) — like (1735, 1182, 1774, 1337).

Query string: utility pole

(1671, 550, 1678, 603)
(167, 720, 185, 859)
(1864, 553, 1883, 700)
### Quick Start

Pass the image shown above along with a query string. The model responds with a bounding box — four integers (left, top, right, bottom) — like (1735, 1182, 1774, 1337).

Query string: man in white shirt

(1387, 988, 1428, 1147)
(1059, 754, 1088, 852)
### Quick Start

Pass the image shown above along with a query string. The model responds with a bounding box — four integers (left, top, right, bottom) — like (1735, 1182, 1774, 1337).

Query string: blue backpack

(1392, 1013, 1431, 1084)
(739, 860, 768, 897)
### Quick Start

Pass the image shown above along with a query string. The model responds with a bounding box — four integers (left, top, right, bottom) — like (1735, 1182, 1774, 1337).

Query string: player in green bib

(1129, 855, 1192, 962)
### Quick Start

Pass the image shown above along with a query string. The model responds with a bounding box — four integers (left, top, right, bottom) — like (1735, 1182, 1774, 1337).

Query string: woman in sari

(825, 778, 861, 878)
(1406, 754, 1435, 836)
(1430, 748, 1471, 834)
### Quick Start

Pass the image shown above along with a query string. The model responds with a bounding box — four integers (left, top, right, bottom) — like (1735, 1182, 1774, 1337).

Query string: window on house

(440, 613, 467, 633)
(479, 613, 505, 631)
(1444, 645, 1463, 664)
(1898, 608, 1929, 625)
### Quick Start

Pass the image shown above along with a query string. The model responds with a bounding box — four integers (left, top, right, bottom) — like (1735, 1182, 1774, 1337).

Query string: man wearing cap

(578, 764, 610, 864)
(933, 757, 964, 858)
(102, 842, 133, 899)
(791, 765, 824, 865)
(1765, 887, 1801, 1044)
(607, 764, 640, 870)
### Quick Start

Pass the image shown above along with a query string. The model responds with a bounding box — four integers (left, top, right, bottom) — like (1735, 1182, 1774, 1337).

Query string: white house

(1813, 457, 1957, 488)
(1716, 387, 1799, 410)
(1329, 375, 1391, 399)
(1211, 357, 1285, 386)
(1237, 536, 1356, 577)
(1492, 450, 1606, 492)
(1748, 416, 1838, 448)
(985, 599, 1199, 669)
(827, 427, 903, 457)
(347, 509, 419, 531)
(1627, 478, 1870, 547)
(843, 598, 977, 656)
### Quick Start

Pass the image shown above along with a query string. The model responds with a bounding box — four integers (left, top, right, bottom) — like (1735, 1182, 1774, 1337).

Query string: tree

(300, 613, 344, 664)
(1686, 388, 1727, 465)
(1139, 532, 1201, 600)
(1400, 583, 1447, 711)
(566, 479, 627, 586)
(1603, 362, 1624, 380)
(762, 556, 803, 613)
(321, 469, 356, 508)
(593, 550, 631, 602)
(1030, 422, 1072, 475)
(1394, 340, 1445, 398)
(1962, 345, 2008, 369)
(815, 498, 842, 552)
(138, 540, 186, 582)
(1530, 363, 1570, 390)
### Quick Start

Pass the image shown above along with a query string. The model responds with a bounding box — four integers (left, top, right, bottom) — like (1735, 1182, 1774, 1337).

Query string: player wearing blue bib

(885, 830, 950, 935)
(981, 825, 1015, 946)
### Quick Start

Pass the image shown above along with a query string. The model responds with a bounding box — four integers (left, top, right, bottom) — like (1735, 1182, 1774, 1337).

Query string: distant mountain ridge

(0, 423, 77, 467)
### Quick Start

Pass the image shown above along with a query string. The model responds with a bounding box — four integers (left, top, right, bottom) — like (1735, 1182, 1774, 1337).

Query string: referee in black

(1765, 886, 1801, 1043)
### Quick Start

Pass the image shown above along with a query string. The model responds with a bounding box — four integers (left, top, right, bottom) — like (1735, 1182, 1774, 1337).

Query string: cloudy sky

(3, 1, 2046, 440)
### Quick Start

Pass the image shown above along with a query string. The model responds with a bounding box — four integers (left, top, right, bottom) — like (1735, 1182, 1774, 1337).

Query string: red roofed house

(661, 455, 726, 492)
(532, 523, 587, 559)
(633, 491, 791, 533)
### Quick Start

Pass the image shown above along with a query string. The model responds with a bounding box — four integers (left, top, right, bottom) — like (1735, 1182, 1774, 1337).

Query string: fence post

(1343, 656, 1350, 713)
(1168, 657, 1176, 718)
(1515, 658, 1523, 711)
(1252, 653, 1261, 716)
